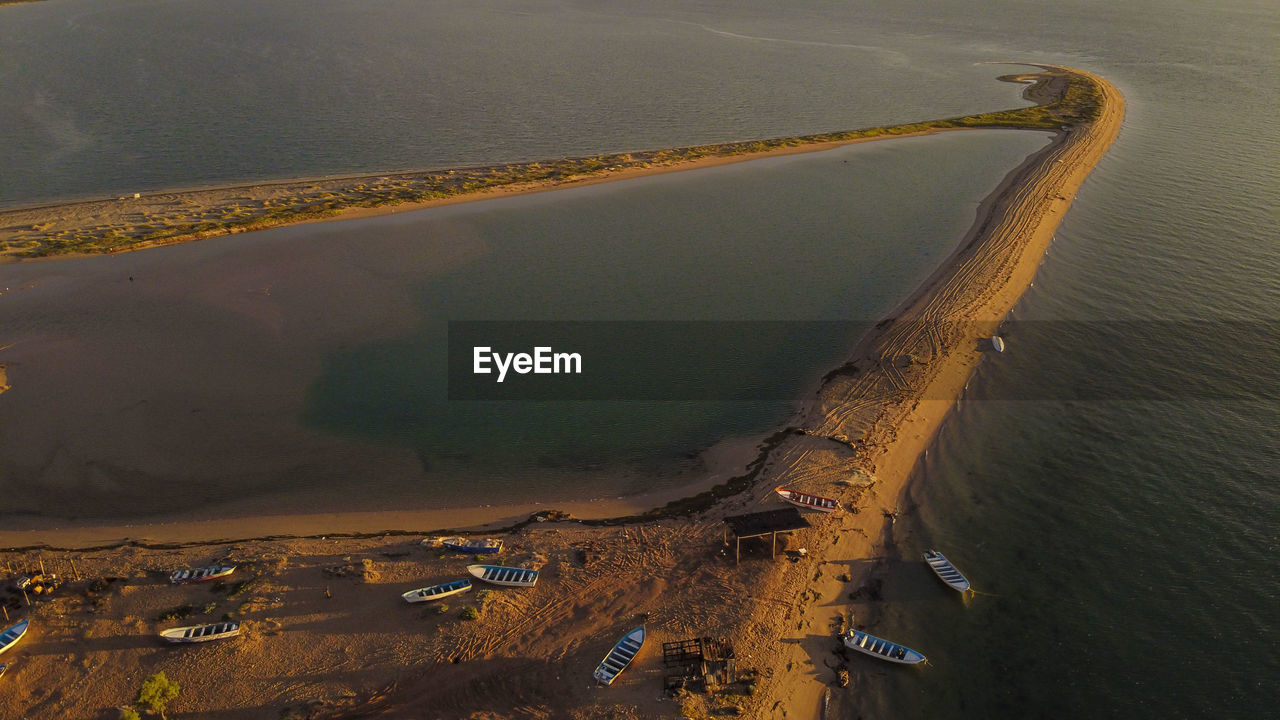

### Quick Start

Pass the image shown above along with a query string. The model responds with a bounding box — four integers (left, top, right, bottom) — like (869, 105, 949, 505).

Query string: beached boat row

(402, 564, 539, 603)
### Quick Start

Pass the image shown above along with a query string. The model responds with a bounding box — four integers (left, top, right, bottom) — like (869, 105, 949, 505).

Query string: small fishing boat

(841, 628, 926, 665)
(402, 579, 472, 603)
(593, 626, 646, 685)
(0, 619, 29, 656)
(160, 621, 241, 644)
(467, 564, 539, 588)
(923, 549, 971, 593)
(439, 537, 503, 554)
(774, 486, 839, 513)
(991, 335, 1006, 352)
(170, 564, 236, 584)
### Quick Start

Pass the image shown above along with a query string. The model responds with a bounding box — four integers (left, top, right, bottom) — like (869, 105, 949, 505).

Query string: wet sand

(0, 66, 1122, 718)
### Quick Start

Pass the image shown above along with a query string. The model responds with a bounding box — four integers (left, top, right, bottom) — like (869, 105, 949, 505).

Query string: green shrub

(135, 671, 180, 718)
(155, 604, 194, 622)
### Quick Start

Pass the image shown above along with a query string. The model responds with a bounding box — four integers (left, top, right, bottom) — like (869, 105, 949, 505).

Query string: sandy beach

(0, 66, 1122, 718)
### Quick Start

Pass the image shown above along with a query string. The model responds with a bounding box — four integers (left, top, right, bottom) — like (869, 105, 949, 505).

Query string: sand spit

(0, 66, 1122, 718)
(1, 67, 1093, 262)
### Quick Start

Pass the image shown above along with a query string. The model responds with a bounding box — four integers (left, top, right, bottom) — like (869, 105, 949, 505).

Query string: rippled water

(1, 0, 1276, 714)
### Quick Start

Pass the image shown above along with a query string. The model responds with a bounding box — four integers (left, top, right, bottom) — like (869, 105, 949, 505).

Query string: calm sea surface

(1, 0, 1276, 715)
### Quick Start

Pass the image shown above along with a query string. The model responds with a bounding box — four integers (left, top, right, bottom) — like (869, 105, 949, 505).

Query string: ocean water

(1, 0, 1277, 715)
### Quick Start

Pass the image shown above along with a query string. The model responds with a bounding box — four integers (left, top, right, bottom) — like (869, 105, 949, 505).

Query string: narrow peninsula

(2, 65, 1103, 261)
(0, 66, 1123, 720)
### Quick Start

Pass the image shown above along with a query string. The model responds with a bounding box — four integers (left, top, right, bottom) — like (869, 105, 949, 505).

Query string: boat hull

(403, 580, 472, 603)
(160, 622, 241, 644)
(467, 564, 538, 588)
(842, 629, 926, 665)
(594, 626, 646, 685)
(0, 620, 29, 656)
(923, 550, 971, 593)
(443, 541, 502, 554)
(170, 565, 236, 584)
(774, 487, 839, 513)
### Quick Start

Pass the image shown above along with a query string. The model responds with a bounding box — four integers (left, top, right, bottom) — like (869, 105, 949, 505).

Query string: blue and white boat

(923, 549, 972, 594)
(0, 619, 29, 656)
(440, 537, 503, 554)
(841, 628, 926, 665)
(593, 626, 646, 685)
(467, 564, 538, 588)
(402, 579, 472, 603)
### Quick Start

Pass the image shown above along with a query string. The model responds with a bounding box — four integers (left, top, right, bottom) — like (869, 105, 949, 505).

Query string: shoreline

(0, 432, 769, 550)
(736, 66, 1125, 717)
(0, 66, 1097, 548)
(0, 66, 1123, 719)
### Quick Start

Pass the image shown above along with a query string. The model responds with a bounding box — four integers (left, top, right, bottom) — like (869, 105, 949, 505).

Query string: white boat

(402, 579, 472, 603)
(991, 335, 1006, 352)
(774, 486, 839, 513)
(170, 564, 236, 584)
(594, 626, 645, 685)
(160, 621, 241, 643)
(467, 564, 538, 588)
(923, 549, 971, 593)
(439, 537, 503, 554)
(0, 619, 29, 656)
(842, 628, 925, 664)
